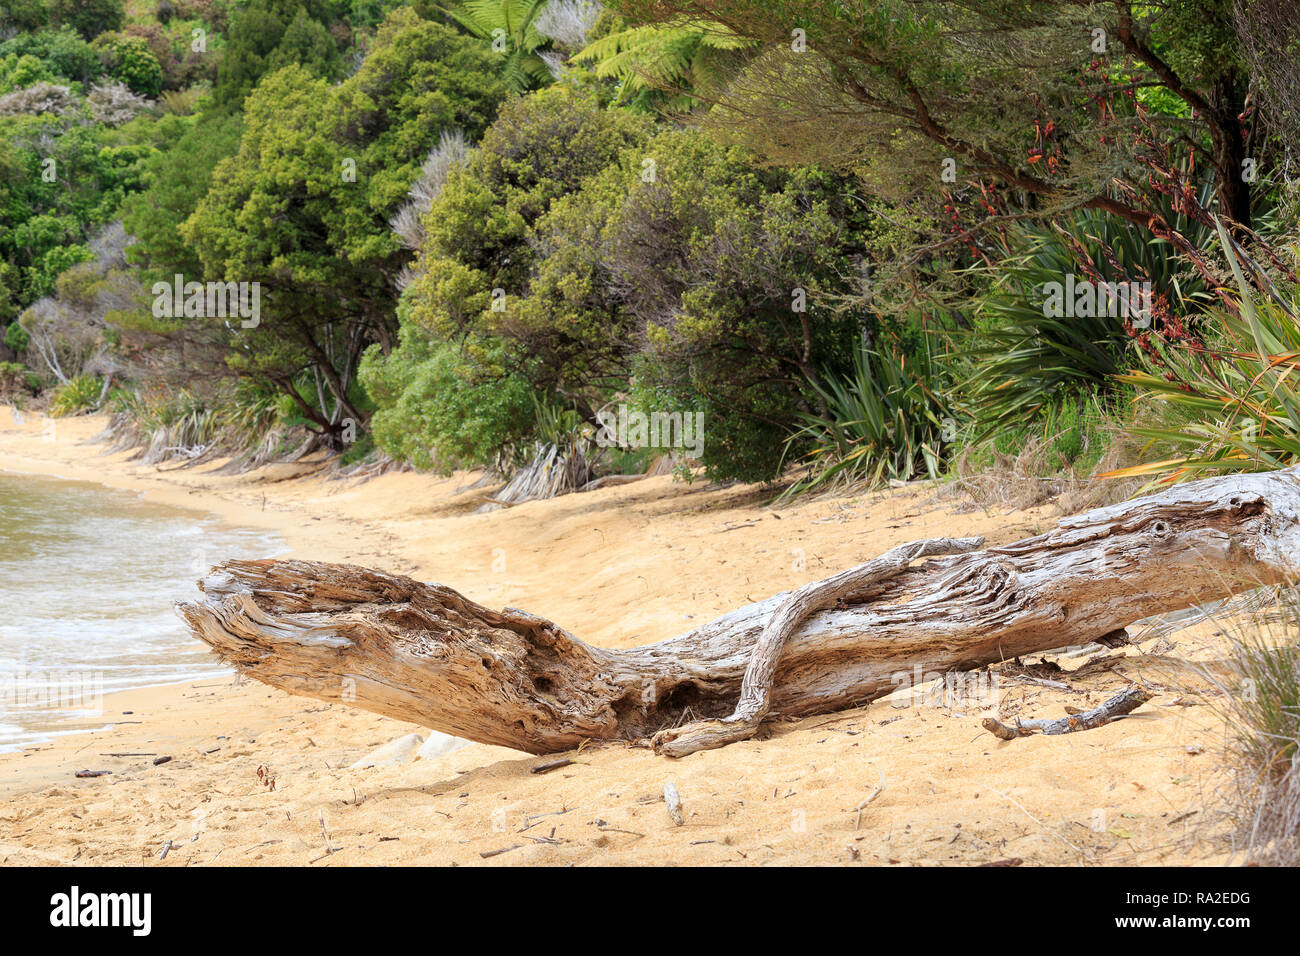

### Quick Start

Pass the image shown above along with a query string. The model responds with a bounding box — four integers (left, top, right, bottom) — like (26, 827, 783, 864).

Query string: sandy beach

(0, 406, 1237, 866)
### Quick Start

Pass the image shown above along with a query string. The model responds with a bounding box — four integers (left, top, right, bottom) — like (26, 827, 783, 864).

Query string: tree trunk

(176, 467, 1300, 756)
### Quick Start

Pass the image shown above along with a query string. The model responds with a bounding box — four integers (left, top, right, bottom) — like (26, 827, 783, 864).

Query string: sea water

(0, 471, 284, 752)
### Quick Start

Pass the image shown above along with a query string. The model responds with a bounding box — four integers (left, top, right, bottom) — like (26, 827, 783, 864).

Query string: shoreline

(0, 406, 1236, 865)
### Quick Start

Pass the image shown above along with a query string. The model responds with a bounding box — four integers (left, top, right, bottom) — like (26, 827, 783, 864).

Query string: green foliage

(1115, 222, 1300, 486)
(331, 6, 509, 216)
(780, 340, 948, 497)
(960, 200, 1213, 440)
(405, 81, 648, 342)
(348, 0, 411, 29)
(574, 15, 758, 110)
(441, 0, 553, 92)
(961, 390, 1117, 479)
(96, 34, 164, 96)
(0, 0, 50, 35)
(358, 332, 535, 470)
(50, 373, 104, 415)
(121, 111, 243, 284)
(181, 10, 507, 443)
(0, 98, 157, 320)
(213, 0, 345, 106)
(530, 129, 868, 482)
(50, 0, 124, 40)
(0, 52, 54, 92)
(4, 320, 30, 353)
(0, 28, 100, 85)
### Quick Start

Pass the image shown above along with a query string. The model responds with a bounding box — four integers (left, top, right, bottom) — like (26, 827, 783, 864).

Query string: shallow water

(0, 470, 284, 752)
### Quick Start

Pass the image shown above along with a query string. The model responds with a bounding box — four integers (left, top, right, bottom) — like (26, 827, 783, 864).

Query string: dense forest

(1, 0, 1297, 499)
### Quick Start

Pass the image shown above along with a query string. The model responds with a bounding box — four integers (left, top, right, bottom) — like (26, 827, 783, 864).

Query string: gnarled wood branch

(176, 467, 1300, 756)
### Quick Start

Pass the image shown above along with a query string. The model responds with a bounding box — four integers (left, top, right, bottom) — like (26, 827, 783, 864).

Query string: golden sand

(0, 407, 1234, 865)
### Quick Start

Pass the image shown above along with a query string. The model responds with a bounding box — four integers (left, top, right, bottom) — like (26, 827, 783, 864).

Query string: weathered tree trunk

(177, 467, 1300, 756)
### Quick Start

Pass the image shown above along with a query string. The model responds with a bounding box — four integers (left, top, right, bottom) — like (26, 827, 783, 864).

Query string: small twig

(480, 844, 522, 858)
(518, 807, 572, 832)
(854, 771, 887, 830)
(318, 812, 339, 856)
(531, 758, 574, 775)
(1001, 676, 1073, 691)
(596, 825, 645, 837)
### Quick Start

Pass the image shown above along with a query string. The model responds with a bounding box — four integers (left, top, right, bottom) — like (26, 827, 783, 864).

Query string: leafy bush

(960, 200, 1213, 440)
(0, 0, 50, 35)
(4, 321, 30, 353)
(0, 28, 100, 84)
(50, 0, 124, 41)
(1112, 221, 1300, 486)
(780, 339, 949, 497)
(50, 373, 104, 415)
(95, 35, 163, 97)
(0, 53, 54, 93)
(214, 0, 345, 106)
(524, 130, 869, 482)
(358, 332, 535, 471)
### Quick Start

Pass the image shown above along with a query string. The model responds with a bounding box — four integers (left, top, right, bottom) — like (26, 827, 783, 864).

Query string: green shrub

(1114, 221, 1300, 486)
(780, 338, 949, 498)
(50, 374, 104, 416)
(50, 0, 124, 41)
(3, 321, 29, 353)
(0, 0, 50, 35)
(960, 200, 1213, 440)
(358, 334, 536, 472)
(95, 35, 163, 96)
(0, 27, 100, 84)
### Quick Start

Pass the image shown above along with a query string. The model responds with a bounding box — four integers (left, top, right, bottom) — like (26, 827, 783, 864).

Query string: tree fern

(441, 0, 556, 92)
(575, 19, 758, 108)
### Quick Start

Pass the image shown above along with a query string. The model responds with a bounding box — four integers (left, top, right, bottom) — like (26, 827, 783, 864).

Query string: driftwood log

(176, 467, 1300, 757)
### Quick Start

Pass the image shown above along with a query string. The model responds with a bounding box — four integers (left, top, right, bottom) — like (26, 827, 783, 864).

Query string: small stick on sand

(480, 844, 522, 858)
(982, 685, 1154, 741)
(854, 772, 887, 829)
(531, 758, 573, 774)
